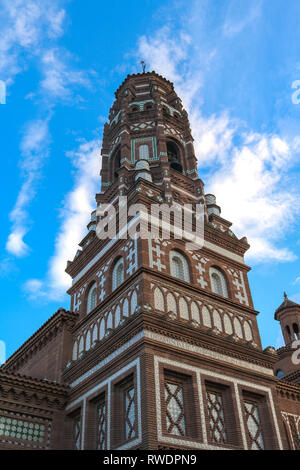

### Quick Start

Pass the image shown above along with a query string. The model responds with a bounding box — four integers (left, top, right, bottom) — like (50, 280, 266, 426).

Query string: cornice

(276, 379, 300, 400)
(0, 371, 69, 409)
(1, 308, 78, 372)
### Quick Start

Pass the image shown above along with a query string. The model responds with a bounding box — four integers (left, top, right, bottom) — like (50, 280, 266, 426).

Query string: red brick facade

(0, 71, 299, 450)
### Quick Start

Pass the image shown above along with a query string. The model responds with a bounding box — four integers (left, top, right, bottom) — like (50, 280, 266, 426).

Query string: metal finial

(140, 60, 146, 73)
(284, 291, 288, 300)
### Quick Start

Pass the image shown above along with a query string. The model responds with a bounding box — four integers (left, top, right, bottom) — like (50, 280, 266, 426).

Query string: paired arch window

(170, 251, 190, 283)
(209, 267, 229, 298)
(112, 258, 124, 291)
(87, 282, 97, 314)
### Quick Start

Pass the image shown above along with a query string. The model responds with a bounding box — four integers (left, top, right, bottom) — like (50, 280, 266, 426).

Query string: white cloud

(24, 138, 101, 300)
(293, 277, 300, 286)
(6, 118, 50, 257)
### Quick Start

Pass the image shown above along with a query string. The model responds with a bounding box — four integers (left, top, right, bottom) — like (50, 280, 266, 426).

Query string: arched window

(112, 258, 124, 291)
(170, 250, 190, 282)
(167, 141, 182, 173)
(131, 106, 139, 112)
(87, 282, 97, 314)
(209, 267, 228, 298)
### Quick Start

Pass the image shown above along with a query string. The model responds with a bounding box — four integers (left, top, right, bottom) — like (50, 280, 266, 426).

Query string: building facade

(0, 71, 300, 450)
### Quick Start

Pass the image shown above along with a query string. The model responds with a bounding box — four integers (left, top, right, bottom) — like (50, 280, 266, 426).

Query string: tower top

(274, 293, 300, 320)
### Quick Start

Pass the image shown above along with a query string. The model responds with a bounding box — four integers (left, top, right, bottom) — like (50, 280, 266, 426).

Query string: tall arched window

(167, 141, 182, 173)
(112, 258, 124, 291)
(209, 267, 228, 298)
(170, 250, 190, 282)
(87, 282, 97, 314)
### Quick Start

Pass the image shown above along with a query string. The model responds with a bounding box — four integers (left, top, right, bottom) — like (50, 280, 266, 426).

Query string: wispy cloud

(4, 0, 94, 258)
(39, 48, 92, 102)
(6, 118, 50, 257)
(24, 138, 101, 300)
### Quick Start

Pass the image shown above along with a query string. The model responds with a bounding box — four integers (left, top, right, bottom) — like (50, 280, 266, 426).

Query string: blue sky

(0, 0, 300, 360)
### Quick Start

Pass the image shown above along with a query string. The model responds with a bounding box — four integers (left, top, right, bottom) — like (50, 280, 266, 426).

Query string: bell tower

(62, 71, 286, 450)
(2, 70, 300, 451)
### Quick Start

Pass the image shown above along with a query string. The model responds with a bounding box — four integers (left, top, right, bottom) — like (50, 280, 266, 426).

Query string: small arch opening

(167, 141, 182, 173)
(293, 323, 299, 340)
(170, 250, 190, 283)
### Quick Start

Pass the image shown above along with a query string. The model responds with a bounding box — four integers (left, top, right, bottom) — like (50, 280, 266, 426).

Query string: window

(204, 381, 240, 447)
(73, 413, 81, 450)
(170, 251, 190, 282)
(209, 267, 228, 298)
(112, 258, 124, 291)
(87, 283, 97, 314)
(164, 381, 186, 436)
(139, 144, 149, 160)
(167, 141, 182, 173)
(293, 323, 299, 340)
(112, 374, 136, 446)
(114, 149, 121, 181)
(96, 396, 107, 450)
(243, 400, 265, 450)
(276, 369, 284, 379)
(206, 389, 227, 444)
(124, 386, 136, 440)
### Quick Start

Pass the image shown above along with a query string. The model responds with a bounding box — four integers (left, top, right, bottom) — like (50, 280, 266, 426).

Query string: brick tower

(1, 71, 300, 451)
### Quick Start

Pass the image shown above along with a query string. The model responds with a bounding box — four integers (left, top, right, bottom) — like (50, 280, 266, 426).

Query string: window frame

(112, 257, 125, 291)
(111, 371, 138, 448)
(209, 266, 229, 298)
(169, 250, 190, 283)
